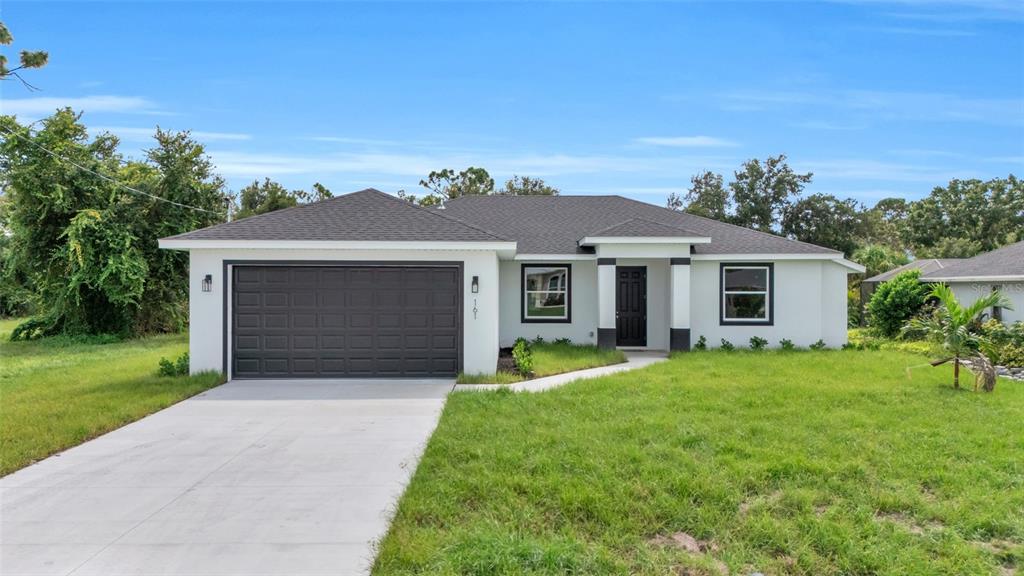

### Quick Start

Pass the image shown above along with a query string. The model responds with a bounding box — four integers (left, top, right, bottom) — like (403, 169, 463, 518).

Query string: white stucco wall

(499, 260, 599, 346)
(689, 259, 850, 348)
(187, 248, 500, 377)
(499, 258, 671, 349)
(949, 281, 1024, 324)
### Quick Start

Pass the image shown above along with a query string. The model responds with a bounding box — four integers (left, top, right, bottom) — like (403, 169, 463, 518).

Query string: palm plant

(902, 284, 1011, 389)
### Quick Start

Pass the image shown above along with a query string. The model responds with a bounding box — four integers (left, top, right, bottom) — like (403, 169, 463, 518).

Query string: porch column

(669, 257, 691, 351)
(597, 258, 617, 349)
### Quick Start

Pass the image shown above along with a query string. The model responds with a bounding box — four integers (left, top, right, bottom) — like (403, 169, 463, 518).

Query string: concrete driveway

(0, 378, 452, 576)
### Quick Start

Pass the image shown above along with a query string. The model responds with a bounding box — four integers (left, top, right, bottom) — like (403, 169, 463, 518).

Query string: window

(720, 263, 773, 324)
(522, 264, 571, 322)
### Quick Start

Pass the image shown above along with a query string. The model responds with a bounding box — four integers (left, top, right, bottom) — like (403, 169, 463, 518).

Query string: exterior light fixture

(471, 275, 479, 294)
(202, 274, 213, 292)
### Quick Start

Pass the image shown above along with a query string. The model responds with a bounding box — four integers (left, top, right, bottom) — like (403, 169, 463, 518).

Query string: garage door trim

(222, 260, 464, 379)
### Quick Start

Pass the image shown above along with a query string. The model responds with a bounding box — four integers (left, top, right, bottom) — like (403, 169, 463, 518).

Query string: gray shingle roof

(865, 259, 963, 283)
(920, 241, 1024, 279)
(440, 195, 840, 255)
(582, 217, 706, 240)
(163, 189, 509, 243)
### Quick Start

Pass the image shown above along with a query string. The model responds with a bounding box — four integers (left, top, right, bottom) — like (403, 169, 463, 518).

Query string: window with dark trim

(522, 264, 571, 323)
(720, 263, 773, 325)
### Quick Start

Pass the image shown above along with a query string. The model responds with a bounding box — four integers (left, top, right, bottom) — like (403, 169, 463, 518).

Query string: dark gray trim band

(597, 328, 617, 349)
(670, 257, 691, 265)
(670, 328, 691, 351)
(597, 258, 616, 266)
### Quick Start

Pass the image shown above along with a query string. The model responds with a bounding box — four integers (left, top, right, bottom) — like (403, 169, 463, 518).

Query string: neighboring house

(159, 189, 864, 379)
(859, 258, 963, 324)
(919, 240, 1024, 324)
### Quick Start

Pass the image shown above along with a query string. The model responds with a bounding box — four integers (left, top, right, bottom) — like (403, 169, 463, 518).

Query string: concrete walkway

(452, 350, 669, 392)
(0, 379, 451, 576)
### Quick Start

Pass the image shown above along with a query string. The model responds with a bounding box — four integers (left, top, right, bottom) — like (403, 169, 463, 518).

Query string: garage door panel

(232, 265, 460, 378)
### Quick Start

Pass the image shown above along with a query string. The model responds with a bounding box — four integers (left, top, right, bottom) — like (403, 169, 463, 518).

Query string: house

(159, 189, 864, 379)
(859, 258, 962, 324)
(918, 240, 1024, 324)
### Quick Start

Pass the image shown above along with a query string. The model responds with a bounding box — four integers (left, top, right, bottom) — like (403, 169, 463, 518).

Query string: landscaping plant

(749, 336, 768, 350)
(903, 284, 1011, 390)
(719, 339, 734, 351)
(866, 269, 929, 338)
(512, 337, 534, 376)
(693, 335, 707, 350)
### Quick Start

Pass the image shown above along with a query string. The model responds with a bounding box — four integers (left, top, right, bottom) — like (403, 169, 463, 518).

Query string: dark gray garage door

(232, 265, 461, 378)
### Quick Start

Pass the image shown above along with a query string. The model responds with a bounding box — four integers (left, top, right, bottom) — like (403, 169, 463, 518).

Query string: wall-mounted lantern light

(471, 275, 479, 294)
(202, 274, 213, 293)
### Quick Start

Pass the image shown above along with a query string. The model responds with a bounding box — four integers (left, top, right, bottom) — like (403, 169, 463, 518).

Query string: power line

(0, 126, 224, 215)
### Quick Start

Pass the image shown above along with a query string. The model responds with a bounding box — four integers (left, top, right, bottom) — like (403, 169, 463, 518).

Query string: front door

(616, 266, 647, 347)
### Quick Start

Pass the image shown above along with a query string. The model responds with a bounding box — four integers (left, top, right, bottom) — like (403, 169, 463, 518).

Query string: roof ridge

(610, 195, 842, 255)
(365, 189, 512, 242)
(586, 216, 704, 237)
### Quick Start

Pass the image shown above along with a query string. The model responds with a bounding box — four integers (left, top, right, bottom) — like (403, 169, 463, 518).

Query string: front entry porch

(596, 256, 691, 352)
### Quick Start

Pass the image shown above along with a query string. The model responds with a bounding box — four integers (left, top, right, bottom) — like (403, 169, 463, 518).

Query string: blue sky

(2, 1, 1022, 207)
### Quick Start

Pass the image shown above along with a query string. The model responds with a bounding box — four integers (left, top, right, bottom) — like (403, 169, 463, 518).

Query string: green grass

(456, 342, 627, 384)
(0, 318, 224, 476)
(375, 350, 1024, 575)
(848, 328, 940, 356)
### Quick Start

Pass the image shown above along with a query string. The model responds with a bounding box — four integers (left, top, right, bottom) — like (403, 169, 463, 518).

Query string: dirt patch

(874, 511, 944, 535)
(650, 532, 727, 575)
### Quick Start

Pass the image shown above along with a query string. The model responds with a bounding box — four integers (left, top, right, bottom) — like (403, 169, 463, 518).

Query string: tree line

(668, 154, 1023, 278)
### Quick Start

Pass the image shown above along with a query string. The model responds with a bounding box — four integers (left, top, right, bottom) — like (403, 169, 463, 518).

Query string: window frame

(719, 262, 774, 326)
(521, 263, 572, 323)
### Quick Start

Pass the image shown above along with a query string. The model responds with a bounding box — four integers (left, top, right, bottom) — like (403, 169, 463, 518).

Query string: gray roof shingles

(440, 195, 840, 255)
(164, 188, 509, 243)
(920, 241, 1024, 279)
(166, 189, 842, 256)
(865, 259, 963, 283)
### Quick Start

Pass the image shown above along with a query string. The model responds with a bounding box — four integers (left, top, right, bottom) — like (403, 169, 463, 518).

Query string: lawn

(0, 318, 224, 476)
(375, 350, 1024, 575)
(456, 342, 627, 384)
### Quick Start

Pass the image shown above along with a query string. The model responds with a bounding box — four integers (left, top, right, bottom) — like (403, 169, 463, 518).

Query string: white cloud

(92, 126, 252, 142)
(0, 95, 164, 117)
(633, 136, 739, 148)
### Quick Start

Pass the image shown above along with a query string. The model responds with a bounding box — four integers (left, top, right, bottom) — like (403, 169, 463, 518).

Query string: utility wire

(0, 125, 224, 215)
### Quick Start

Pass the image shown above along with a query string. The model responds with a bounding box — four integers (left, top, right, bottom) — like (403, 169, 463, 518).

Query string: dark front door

(232, 265, 461, 378)
(616, 266, 647, 347)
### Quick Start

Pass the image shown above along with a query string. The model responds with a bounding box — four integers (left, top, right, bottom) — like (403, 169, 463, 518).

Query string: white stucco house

(159, 189, 863, 379)
(917, 240, 1024, 324)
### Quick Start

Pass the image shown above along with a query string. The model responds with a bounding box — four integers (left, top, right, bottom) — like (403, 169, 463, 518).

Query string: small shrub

(532, 335, 545, 346)
(157, 352, 189, 377)
(512, 337, 534, 375)
(749, 336, 768, 351)
(867, 270, 929, 338)
(810, 339, 827, 350)
(779, 338, 796, 351)
(694, 335, 707, 351)
(720, 339, 735, 351)
(842, 342, 856, 350)
(553, 337, 572, 345)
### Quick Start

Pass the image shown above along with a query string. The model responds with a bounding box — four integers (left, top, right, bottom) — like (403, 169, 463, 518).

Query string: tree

(866, 270, 929, 338)
(914, 237, 984, 259)
(904, 177, 1024, 256)
(666, 192, 684, 211)
(859, 197, 910, 251)
(0, 110, 228, 339)
(0, 21, 48, 89)
(903, 284, 1011, 390)
(730, 155, 812, 233)
(419, 167, 494, 204)
(782, 193, 863, 255)
(682, 170, 728, 220)
(237, 178, 300, 219)
(851, 244, 909, 279)
(500, 175, 558, 196)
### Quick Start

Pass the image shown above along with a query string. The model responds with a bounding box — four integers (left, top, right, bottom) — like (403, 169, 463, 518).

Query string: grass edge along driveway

(374, 349, 1023, 576)
(0, 319, 224, 476)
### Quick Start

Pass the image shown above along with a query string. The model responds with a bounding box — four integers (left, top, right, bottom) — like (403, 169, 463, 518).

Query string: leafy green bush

(720, 339, 735, 351)
(779, 338, 796, 351)
(979, 319, 1024, 367)
(810, 340, 827, 350)
(512, 338, 534, 375)
(531, 335, 545, 346)
(553, 337, 572, 345)
(749, 336, 768, 350)
(694, 335, 707, 350)
(867, 270, 929, 338)
(157, 352, 190, 377)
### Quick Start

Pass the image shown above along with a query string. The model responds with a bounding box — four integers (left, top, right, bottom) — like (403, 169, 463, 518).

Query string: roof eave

(922, 275, 1024, 283)
(577, 236, 712, 247)
(158, 238, 518, 256)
